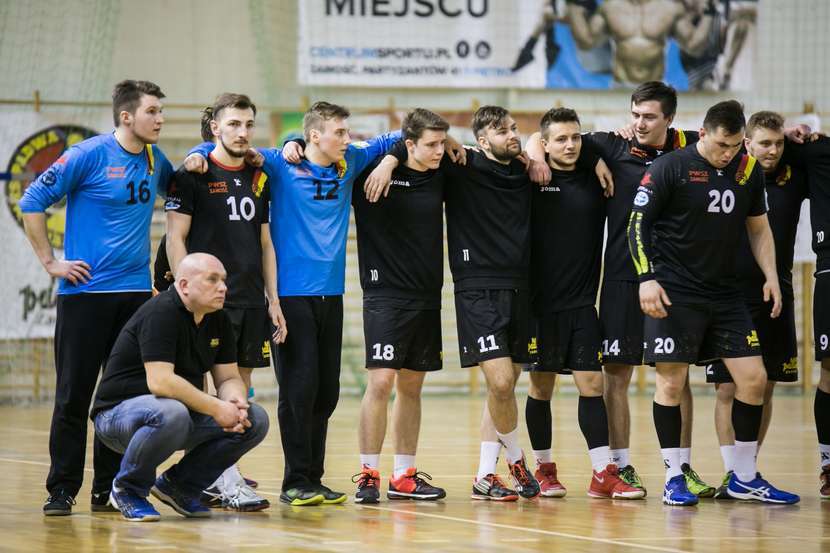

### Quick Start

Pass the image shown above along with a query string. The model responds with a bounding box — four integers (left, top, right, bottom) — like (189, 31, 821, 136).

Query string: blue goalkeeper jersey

(19, 133, 174, 295)
(189, 131, 401, 295)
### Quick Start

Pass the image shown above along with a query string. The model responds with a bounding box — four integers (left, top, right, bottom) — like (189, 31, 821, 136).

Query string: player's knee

(395, 378, 423, 400)
(658, 378, 685, 403)
(150, 399, 192, 433)
(528, 373, 555, 399)
(366, 371, 395, 400)
(715, 382, 736, 403)
(489, 376, 516, 400)
(243, 403, 270, 443)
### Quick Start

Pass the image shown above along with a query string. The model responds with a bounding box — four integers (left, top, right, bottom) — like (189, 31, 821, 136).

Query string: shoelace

(226, 484, 259, 502)
(538, 465, 558, 479)
(488, 474, 509, 489)
(684, 467, 706, 484)
(48, 492, 76, 506)
(352, 471, 378, 488)
(511, 462, 533, 485)
(406, 471, 434, 486)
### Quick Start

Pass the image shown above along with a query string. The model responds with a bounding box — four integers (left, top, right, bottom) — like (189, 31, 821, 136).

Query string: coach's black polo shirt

(91, 287, 237, 418)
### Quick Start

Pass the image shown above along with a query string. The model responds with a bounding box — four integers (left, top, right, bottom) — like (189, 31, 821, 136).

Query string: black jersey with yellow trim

(628, 144, 766, 302)
(583, 128, 699, 283)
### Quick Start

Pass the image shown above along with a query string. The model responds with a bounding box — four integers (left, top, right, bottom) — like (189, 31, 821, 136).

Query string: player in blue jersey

(184, 101, 401, 506)
(19, 80, 174, 516)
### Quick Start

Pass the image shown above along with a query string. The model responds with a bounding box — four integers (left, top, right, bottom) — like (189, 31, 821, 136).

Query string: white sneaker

(221, 483, 270, 512)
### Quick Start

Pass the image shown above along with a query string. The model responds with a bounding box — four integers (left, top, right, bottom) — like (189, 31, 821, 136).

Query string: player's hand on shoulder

(445, 135, 467, 165)
(183, 153, 208, 174)
(282, 141, 304, 164)
(613, 123, 636, 141)
(364, 156, 397, 203)
(46, 258, 91, 285)
(784, 124, 813, 144)
(639, 280, 671, 319)
(526, 153, 551, 185)
(596, 158, 614, 197)
(245, 147, 264, 167)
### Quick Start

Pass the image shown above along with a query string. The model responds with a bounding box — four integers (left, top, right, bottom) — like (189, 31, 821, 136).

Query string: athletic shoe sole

(388, 491, 445, 501)
(90, 503, 120, 513)
(279, 494, 325, 506)
(222, 500, 271, 512)
(150, 486, 210, 518)
(354, 495, 380, 504)
(43, 508, 72, 516)
(470, 493, 519, 502)
(588, 490, 645, 500)
(662, 496, 698, 506)
(539, 488, 567, 498)
(726, 490, 799, 504)
(108, 495, 160, 522)
(321, 495, 348, 505)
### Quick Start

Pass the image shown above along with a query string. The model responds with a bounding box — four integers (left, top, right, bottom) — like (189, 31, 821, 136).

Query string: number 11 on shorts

(478, 334, 498, 353)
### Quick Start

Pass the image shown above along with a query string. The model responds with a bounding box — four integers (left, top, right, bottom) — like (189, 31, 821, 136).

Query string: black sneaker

(91, 490, 118, 512)
(471, 474, 519, 501)
(388, 468, 446, 501)
(279, 487, 324, 506)
(44, 489, 75, 516)
(315, 484, 347, 505)
(508, 456, 541, 499)
(714, 471, 735, 500)
(199, 485, 224, 508)
(352, 466, 381, 504)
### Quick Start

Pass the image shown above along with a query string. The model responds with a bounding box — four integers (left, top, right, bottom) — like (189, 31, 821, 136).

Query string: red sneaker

(820, 466, 830, 499)
(588, 464, 645, 499)
(535, 462, 567, 498)
(388, 468, 446, 501)
(352, 465, 381, 504)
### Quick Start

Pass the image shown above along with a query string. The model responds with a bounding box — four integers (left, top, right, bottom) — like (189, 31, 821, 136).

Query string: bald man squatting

(90, 253, 270, 522)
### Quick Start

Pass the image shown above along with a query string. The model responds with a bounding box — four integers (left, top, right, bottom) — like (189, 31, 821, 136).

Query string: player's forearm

(262, 241, 278, 303)
(215, 374, 248, 403)
(747, 221, 778, 284)
(526, 132, 546, 163)
(147, 371, 222, 417)
(165, 234, 188, 276)
(22, 212, 57, 268)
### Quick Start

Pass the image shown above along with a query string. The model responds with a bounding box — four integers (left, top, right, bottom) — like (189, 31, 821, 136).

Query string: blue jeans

(94, 395, 269, 497)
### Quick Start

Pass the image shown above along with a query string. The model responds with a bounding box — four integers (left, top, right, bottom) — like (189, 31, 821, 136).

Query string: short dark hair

(401, 108, 449, 142)
(303, 101, 350, 140)
(703, 100, 746, 135)
(540, 107, 580, 139)
(631, 81, 677, 118)
(472, 105, 511, 139)
(746, 110, 785, 138)
(112, 80, 165, 127)
(200, 93, 257, 142)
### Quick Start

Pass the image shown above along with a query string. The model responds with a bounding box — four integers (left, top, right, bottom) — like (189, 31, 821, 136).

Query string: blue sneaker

(109, 487, 161, 522)
(151, 474, 211, 517)
(663, 474, 699, 506)
(726, 472, 800, 504)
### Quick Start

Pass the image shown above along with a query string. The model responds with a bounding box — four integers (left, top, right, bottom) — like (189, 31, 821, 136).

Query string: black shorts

(225, 306, 272, 369)
(815, 271, 830, 362)
(643, 300, 760, 365)
(530, 306, 602, 373)
(455, 288, 536, 368)
(599, 280, 644, 366)
(363, 298, 442, 372)
(704, 298, 798, 383)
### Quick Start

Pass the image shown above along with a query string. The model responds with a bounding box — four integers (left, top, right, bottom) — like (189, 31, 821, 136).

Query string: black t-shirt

(531, 162, 605, 314)
(733, 161, 807, 302)
(153, 235, 173, 292)
(352, 157, 445, 308)
(442, 149, 532, 290)
(629, 144, 766, 302)
(786, 137, 830, 272)
(91, 287, 237, 418)
(164, 155, 270, 308)
(583, 128, 699, 283)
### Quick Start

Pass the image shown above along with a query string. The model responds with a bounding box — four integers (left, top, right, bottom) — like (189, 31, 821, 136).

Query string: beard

(489, 140, 521, 162)
(220, 136, 248, 158)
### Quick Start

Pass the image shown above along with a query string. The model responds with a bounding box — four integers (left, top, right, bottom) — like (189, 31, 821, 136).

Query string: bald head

(175, 253, 228, 315)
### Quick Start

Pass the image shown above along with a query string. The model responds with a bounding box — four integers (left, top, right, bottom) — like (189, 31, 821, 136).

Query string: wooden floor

(1, 394, 827, 552)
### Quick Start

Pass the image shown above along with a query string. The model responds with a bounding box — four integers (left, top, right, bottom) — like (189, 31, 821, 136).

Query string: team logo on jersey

(629, 146, 649, 159)
(689, 170, 709, 183)
(746, 330, 759, 347)
(782, 357, 798, 374)
(210, 338, 220, 348)
(3, 125, 97, 249)
(262, 341, 271, 358)
(527, 337, 537, 356)
(335, 158, 348, 178)
(351, 141, 370, 149)
(776, 164, 792, 186)
(208, 181, 228, 194)
(634, 190, 650, 206)
(640, 173, 653, 186)
(106, 166, 126, 179)
(234, 178, 242, 187)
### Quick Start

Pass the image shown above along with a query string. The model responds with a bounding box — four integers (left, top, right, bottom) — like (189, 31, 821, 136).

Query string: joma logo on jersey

(208, 181, 228, 194)
(233, 178, 242, 187)
(539, 186, 560, 192)
(527, 337, 537, 355)
(783, 357, 798, 373)
(746, 331, 759, 347)
(262, 341, 271, 358)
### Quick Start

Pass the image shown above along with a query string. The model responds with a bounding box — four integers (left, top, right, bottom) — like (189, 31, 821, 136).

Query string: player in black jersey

(350, 109, 448, 504)
(165, 94, 281, 512)
(783, 134, 830, 497)
(368, 106, 543, 501)
(629, 100, 799, 505)
(526, 82, 702, 496)
(705, 111, 807, 498)
(527, 108, 644, 500)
